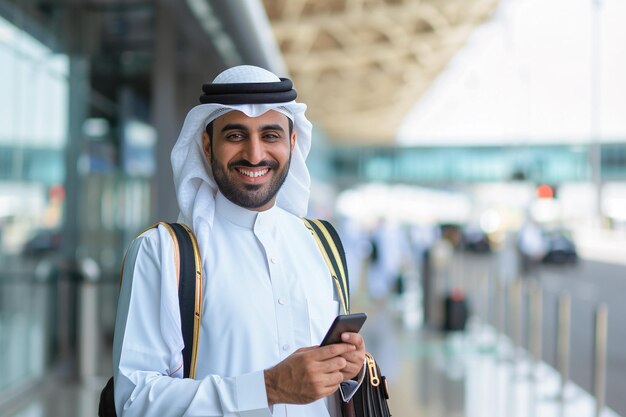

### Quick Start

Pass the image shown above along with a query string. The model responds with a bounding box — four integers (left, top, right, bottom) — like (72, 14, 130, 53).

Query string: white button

(282, 344, 290, 351)
(271, 257, 278, 264)
(278, 297, 286, 305)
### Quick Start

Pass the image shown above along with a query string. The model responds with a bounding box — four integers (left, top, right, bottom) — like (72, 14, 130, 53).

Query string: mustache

(229, 160, 278, 169)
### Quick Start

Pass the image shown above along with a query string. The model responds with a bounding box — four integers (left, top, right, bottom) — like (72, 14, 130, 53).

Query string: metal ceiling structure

(5, 0, 285, 115)
(262, 0, 500, 145)
(2, 0, 288, 220)
(7, 0, 498, 147)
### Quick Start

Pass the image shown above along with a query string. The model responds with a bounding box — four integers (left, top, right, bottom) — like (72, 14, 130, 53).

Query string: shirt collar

(214, 191, 277, 230)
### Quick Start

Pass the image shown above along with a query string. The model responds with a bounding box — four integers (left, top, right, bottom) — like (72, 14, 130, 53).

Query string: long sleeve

(112, 228, 272, 417)
(113, 196, 359, 417)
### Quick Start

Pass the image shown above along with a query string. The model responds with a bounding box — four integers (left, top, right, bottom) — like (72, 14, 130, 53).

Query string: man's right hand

(264, 343, 356, 405)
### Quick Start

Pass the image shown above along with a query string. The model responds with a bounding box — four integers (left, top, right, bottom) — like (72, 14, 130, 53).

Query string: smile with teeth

(237, 168, 269, 178)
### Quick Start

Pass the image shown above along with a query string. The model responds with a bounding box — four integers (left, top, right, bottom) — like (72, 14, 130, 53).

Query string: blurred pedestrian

(339, 216, 370, 294)
(517, 218, 547, 277)
(367, 219, 409, 302)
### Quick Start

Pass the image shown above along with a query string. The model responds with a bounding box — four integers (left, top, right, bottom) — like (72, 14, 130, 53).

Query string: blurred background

(1, 0, 625, 416)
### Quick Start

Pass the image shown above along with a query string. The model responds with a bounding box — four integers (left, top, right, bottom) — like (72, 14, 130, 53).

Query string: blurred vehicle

(541, 229, 578, 265)
(22, 229, 62, 257)
(461, 226, 491, 253)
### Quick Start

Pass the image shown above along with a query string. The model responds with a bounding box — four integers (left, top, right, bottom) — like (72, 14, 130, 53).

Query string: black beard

(211, 155, 291, 210)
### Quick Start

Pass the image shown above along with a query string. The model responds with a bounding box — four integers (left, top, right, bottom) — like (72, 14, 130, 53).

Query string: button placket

(260, 235, 293, 359)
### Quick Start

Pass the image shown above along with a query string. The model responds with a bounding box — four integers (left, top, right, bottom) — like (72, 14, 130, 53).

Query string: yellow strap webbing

(302, 218, 350, 315)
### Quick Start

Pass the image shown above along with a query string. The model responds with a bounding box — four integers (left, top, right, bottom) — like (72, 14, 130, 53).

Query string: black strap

(99, 222, 199, 417)
(316, 219, 350, 304)
(169, 222, 197, 379)
(303, 218, 351, 314)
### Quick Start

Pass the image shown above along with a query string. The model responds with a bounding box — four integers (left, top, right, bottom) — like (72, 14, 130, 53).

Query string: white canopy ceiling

(263, 0, 500, 145)
(398, 0, 626, 146)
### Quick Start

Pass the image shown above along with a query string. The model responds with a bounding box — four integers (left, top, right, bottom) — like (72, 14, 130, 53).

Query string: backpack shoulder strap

(167, 223, 203, 379)
(302, 218, 350, 314)
(119, 222, 203, 379)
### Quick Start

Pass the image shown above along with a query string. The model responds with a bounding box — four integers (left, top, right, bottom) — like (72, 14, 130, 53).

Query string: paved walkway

(380, 322, 620, 417)
(3, 301, 620, 417)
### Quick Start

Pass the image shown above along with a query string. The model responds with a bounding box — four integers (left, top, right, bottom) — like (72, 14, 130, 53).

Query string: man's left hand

(338, 332, 366, 380)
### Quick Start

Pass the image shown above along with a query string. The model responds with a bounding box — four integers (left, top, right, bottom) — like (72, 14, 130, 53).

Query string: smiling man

(204, 110, 294, 211)
(112, 65, 366, 417)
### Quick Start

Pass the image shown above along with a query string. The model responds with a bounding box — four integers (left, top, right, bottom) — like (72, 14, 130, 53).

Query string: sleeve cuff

(235, 371, 273, 417)
(339, 359, 367, 402)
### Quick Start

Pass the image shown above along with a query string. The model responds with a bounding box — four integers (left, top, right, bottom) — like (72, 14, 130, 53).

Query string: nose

(242, 136, 265, 165)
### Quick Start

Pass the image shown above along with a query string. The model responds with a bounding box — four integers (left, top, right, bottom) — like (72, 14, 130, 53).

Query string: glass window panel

(0, 45, 16, 143)
(0, 13, 69, 396)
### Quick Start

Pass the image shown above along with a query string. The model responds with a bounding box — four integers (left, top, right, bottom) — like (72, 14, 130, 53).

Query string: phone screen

(320, 313, 367, 346)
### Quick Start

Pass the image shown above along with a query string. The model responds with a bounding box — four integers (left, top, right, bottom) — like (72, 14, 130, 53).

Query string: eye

(225, 132, 245, 141)
(262, 132, 281, 141)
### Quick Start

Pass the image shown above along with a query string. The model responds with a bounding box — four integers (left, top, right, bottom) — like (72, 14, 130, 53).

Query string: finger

(340, 332, 364, 349)
(319, 370, 345, 389)
(340, 350, 366, 379)
(317, 356, 348, 373)
(341, 362, 360, 372)
(340, 352, 364, 367)
(340, 351, 365, 366)
(305, 355, 348, 377)
(306, 374, 342, 402)
(299, 352, 348, 380)
(314, 343, 356, 360)
(339, 363, 363, 381)
(310, 364, 349, 400)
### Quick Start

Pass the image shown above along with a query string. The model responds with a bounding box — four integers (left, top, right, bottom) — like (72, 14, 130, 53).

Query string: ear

(290, 130, 297, 152)
(202, 130, 211, 161)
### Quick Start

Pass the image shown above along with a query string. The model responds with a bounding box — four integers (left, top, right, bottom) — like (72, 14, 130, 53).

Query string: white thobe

(113, 193, 355, 416)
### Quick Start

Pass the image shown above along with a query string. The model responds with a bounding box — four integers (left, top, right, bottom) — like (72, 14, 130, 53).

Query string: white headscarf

(170, 65, 313, 246)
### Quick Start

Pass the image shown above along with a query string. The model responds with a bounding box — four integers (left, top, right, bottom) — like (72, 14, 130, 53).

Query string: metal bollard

(78, 257, 101, 381)
(593, 304, 608, 417)
(529, 283, 543, 378)
(556, 293, 571, 400)
(509, 280, 523, 351)
(487, 271, 494, 327)
(482, 273, 490, 324)
(494, 276, 507, 359)
(495, 277, 504, 333)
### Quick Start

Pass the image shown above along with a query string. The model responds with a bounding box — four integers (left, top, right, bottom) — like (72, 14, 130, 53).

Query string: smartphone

(320, 313, 367, 346)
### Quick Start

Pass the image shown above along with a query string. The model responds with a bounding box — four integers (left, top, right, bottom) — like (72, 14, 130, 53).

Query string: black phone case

(320, 313, 367, 346)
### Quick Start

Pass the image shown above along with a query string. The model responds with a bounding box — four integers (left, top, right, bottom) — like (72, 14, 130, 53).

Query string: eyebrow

(221, 123, 286, 133)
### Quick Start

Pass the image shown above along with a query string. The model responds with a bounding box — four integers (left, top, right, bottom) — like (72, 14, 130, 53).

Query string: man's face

(202, 110, 296, 211)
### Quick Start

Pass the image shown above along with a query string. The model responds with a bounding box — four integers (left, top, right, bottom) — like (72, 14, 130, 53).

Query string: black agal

(199, 78, 297, 104)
